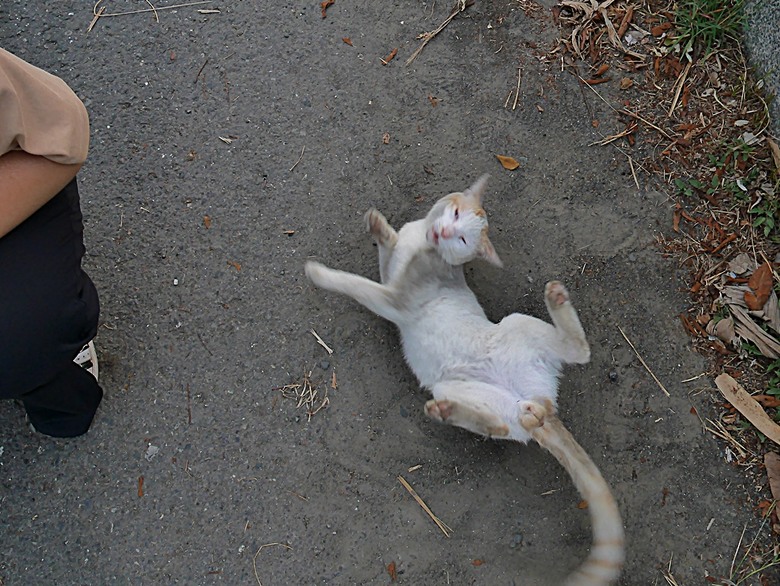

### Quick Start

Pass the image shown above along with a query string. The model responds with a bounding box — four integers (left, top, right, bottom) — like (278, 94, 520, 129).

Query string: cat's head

(425, 175, 502, 267)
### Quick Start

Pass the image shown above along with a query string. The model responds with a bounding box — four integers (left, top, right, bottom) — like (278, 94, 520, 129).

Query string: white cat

(305, 175, 624, 585)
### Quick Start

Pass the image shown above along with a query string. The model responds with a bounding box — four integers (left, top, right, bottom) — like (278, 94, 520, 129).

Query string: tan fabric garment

(0, 48, 89, 164)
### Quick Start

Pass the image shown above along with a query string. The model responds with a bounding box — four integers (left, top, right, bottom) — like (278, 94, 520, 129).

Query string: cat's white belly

(399, 308, 562, 404)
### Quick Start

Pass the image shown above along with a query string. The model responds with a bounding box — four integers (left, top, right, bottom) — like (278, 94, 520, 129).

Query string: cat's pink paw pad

(424, 399, 453, 421)
(545, 281, 569, 307)
(519, 401, 547, 430)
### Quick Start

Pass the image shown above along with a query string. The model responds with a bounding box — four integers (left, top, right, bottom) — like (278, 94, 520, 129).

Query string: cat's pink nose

(439, 227, 452, 239)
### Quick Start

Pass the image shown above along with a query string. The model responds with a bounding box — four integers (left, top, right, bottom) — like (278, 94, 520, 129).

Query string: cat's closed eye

(460, 236, 467, 244)
(454, 208, 459, 219)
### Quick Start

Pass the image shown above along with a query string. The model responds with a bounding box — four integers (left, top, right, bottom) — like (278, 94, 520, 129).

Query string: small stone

(509, 532, 524, 548)
(320, 361, 330, 370)
(609, 371, 619, 383)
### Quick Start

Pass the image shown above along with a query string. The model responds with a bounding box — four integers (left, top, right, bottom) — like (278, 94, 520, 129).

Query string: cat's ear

(479, 231, 503, 267)
(464, 174, 489, 205)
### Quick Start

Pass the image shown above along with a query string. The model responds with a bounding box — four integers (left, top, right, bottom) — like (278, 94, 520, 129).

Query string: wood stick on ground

(289, 145, 305, 172)
(398, 475, 453, 537)
(617, 326, 670, 396)
(310, 328, 333, 355)
(406, 0, 472, 66)
(92, 0, 212, 20)
(512, 67, 522, 110)
(668, 61, 693, 117)
(253, 542, 292, 586)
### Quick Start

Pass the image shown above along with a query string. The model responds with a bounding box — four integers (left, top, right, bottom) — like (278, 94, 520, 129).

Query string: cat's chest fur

(386, 228, 562, 405)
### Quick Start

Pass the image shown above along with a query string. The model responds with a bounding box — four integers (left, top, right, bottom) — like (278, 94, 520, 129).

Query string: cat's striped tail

(526, 408, 625, 586)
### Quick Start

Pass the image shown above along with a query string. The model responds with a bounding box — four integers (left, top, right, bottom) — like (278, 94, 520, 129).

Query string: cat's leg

(364, 209, 398, 283)
(305, 261, 403, 324)
(424, 381, 511, 438)
(544, 281, 590, 364)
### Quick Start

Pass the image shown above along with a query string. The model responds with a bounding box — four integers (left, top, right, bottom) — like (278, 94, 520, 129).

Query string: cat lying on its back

(305, 175, 624, 585)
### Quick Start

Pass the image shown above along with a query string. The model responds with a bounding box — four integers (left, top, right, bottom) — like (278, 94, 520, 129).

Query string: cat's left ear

(479, 231, 503, 267)
(464, 174, 490, 205)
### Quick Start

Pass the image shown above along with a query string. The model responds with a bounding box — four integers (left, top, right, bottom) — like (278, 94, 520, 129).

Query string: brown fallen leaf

(472, 559, 484, 566)
(745, 262, 773, 310)
(320, 0, 334, 19)
(577, 499, 589, 509)
(651, 22, 672, 37)
(594, 63, 610, 76)
(427, 94, 439, 107)
(382, 133, 390, 145)
(768, 137, 780, 174)
(754, 394, 780, 408)
(342, 37, 353, 46)
(381, 47, 398, 65)
(227, 260, 242, 271)
(496, 154, 520, 171)
(386, 561, 397, 582)
(765, 452, 780, 505)
(203, 215, 212, 229)
(619, 77, 634, 90)
(584, 77, 612, 85)
(138, 476, 144, 497)
(715, 373, 780, 445)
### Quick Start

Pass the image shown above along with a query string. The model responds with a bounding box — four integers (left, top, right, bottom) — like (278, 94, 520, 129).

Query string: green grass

(670, 0, 746, 59)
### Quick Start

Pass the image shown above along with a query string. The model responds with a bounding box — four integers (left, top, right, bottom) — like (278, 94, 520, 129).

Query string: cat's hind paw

(544, 281, 570, 308)
(520, 400, 555, 432)
(424, 399, 453, 422)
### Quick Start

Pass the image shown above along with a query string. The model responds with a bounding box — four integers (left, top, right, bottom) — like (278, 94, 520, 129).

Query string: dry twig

(397, 475, 453, 537)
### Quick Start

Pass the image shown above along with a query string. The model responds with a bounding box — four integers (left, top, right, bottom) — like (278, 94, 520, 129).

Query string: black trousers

(0, 178, 103, 437)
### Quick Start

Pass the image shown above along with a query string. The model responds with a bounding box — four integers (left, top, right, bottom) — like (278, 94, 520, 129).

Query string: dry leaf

(386, 562, 397, 581)
(138, 476, 144, 497)
(577, 499, 589, 509)
(342, 37, 353, 46)
(768, 137, 780, 174)
(651, 22, 672, 36)
(765, 452, 780, 505)
(203, 215, 212, 229)
(227, 260, 242, 272)
(619, 77, 634, 90)
(320, 0, 334, 19)
(427, 94, 439, 107)
(745, 262, 773, 310)
(381, 47, 398, 65)
(472, 559, 484, 566)
(715, 373, 780, 445)
(496, 154, 520, 170)
(382, 133, 390, 145)
(754, 395, 780, 408)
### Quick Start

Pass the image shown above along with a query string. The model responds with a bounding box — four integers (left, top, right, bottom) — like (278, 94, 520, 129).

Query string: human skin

(0, 150, 81, 239)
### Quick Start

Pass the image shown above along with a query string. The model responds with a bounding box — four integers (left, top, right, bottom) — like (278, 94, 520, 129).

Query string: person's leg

(0, 178, 103, 437)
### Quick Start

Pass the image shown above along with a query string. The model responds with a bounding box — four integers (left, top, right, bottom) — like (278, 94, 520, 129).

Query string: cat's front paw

(544, 281, 570, 308)
(304, 261, 329, 286)
(364, 208, 397, 246)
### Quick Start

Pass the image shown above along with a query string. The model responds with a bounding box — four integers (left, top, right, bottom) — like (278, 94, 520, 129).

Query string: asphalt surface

(1, 2, 774, 585)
